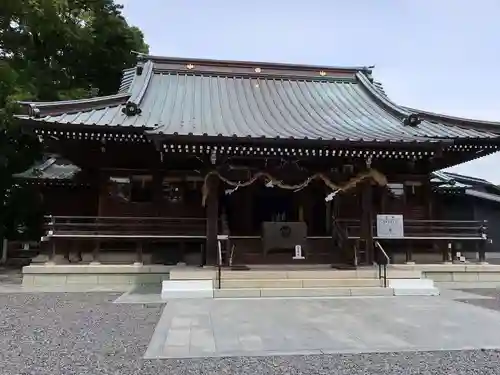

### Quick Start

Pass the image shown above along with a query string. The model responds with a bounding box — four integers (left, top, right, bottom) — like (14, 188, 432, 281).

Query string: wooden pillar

(381, 187, 388, 213)
(325, 195, 332, 234)
(206, 174, 219, 265)
(152, 169, 163, 215)
(424, 179, 433, 219)
(91, 240, 100, 264)
(478, 241, 487, 263)
(406, 241, 413, 263)
(50, 241, 57, 263)
(0, 238, 7, 265)
(243, 186, 253, 234)
(95, 170, 104, 217)
(360, 181, 374, 265)
(135, 241, 144, 265)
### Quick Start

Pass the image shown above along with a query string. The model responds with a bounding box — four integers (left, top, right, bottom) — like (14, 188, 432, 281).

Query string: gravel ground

(2, 293, 500, 374)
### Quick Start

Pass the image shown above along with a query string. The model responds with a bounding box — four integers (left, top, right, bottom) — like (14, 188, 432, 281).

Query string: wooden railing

(44, 215, 207, 239)
(336, 219, 487, 240)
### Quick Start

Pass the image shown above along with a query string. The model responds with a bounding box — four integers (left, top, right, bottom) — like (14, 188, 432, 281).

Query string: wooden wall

(41, 185, 97, 216)
(97, 172, 206, 218)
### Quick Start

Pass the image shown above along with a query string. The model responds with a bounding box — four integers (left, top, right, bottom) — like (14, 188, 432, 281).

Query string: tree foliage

(0, 0, 148, 240)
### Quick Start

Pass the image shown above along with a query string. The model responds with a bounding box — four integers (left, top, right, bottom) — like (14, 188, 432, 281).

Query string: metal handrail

(374, 240, 389, 288)
(216, 240, 222, 289)
(216, 235, 227, 290)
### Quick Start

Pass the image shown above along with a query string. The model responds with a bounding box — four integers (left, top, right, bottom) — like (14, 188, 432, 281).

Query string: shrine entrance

(215, 170, 386, 266)
(221, 183, 335, 265)
(253, 185, 297, 225)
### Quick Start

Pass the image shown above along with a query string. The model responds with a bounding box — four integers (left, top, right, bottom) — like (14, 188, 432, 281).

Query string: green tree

(0, 0, 148, 242)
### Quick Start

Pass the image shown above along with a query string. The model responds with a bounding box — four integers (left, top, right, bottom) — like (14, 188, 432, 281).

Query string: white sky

(118, 0, 500, 182)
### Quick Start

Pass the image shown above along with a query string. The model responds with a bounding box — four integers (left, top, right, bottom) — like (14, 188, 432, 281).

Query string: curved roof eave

(356, 71, 500, 133)
(15, 92, 130, 119)
(402, 106, 500, 130)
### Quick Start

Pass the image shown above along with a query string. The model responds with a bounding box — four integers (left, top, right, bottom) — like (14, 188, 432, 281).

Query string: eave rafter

(160, 140, 437, 160)
(32, 125, 150, 143)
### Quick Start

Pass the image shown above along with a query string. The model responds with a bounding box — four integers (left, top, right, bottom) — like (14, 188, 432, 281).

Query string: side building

(432, 171, 500, 262)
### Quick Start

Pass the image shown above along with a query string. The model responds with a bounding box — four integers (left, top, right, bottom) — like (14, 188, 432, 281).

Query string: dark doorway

(253, 186, 297, 231)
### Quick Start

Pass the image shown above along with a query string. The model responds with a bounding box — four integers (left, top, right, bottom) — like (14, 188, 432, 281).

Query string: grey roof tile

(118, 68, 136, 94)
(15, 55, 500, 143)
(14, 155, 80, 180)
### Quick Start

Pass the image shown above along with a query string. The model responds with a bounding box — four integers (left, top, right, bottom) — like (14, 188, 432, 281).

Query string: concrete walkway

(144, 295, 500, 359)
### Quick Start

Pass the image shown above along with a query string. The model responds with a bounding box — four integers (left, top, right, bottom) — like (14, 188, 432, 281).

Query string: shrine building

(14, 54, 500, 293)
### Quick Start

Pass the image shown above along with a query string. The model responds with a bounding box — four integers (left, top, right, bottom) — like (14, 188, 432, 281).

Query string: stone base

(391, 264, 500, 284)
(388, 278, 440, 296)
(393, 288, 440, 296)
(22, 264, 173, 289)
(213, 287, 395, 298)
(161, 280, 214, 299)
(80, 252, 153, 264)
(46, 254, 69, 265)
(31, 254, 49, 264)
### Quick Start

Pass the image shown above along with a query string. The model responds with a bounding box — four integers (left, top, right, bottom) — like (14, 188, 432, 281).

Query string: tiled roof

(15, 54, 500, 143)
(431, 171, 471, 190)
(14, 155, 81, 180)
(118, 67, 136, 94)
(432, 171, 500, 203)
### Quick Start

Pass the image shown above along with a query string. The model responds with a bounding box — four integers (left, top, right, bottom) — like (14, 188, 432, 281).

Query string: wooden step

(214, 287, 394, 298)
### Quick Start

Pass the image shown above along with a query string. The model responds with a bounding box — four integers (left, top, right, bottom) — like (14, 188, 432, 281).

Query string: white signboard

(376, 214, 404, 238)
(293, 245, 305, 260)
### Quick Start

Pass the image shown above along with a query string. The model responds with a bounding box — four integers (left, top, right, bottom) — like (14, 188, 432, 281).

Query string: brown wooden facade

(16, 54, 500, 267)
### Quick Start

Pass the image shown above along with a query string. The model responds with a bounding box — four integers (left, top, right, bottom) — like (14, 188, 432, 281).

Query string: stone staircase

(213, 269, 413, 298)
(162, 267, 437, 299)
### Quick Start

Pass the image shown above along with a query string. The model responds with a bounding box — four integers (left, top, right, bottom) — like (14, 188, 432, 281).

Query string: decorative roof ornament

(122, 102, 142, 116)
(186, 64, 195, 70)
(319, 71, 327, 76)
(254, 67, 262, 73)
(403, 113, 422, 127)
(29, 105, 41, 118)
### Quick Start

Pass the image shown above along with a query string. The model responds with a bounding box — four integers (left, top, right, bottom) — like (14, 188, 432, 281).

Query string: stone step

(388, 278, 440, 296)
(169, 268, 422, 281)
(219, 269, 421, 280)
(219, 278, 382, 289)
(214, 286, 394, 298)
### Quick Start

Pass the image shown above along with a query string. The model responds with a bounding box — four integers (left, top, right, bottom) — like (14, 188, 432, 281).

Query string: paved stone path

(143, 295, 500, 359)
